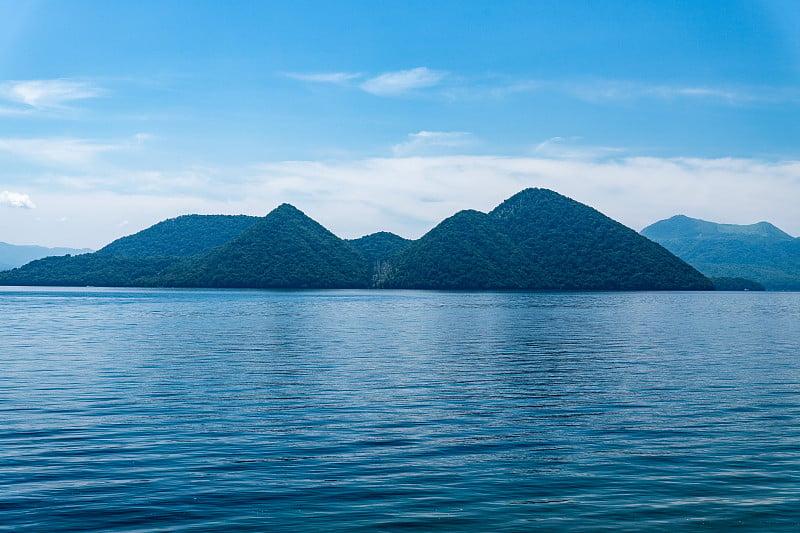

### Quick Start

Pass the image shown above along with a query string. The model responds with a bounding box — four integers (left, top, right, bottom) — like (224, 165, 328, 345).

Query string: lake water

(1, 288, 799, 532)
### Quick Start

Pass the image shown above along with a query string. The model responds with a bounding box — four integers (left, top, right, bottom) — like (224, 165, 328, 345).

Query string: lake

(1, 288, 799, 531)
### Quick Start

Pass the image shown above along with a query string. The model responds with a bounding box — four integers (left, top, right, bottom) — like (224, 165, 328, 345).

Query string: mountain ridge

(0, 188, 712, 291)
(641, 215, 800, 290)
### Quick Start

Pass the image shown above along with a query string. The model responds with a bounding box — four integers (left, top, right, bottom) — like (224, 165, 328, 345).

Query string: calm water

(1, 288, 799, 532)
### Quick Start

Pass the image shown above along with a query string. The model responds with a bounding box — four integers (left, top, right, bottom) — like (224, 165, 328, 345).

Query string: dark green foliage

(0, 189, 715, 291)
(0, 214, 260, 287)
(377, 210, 517, 289)
(642, 215, 800, 290)
(164, 204, 370, 288)
(0, 253, 185, 287)
(348, 232, 411, 263)
(98, 214, 259, 257)
(711, 277, 765, 291)
(380, 188, 712, 290)
(348, 231, 412, 286)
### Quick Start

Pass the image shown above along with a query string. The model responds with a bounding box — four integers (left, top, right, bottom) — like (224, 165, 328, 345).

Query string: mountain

(378, 188, 711, 290)
(641, 215, 800, 290)
(0, 189, 712, 291)
(0, 214, 259, 286)
(97, 214, 260, 257)
(642, 215, 794, 244)
(161, 204, 370, 288)
(347, 231, 412, 285)
(0, 242, 93, 271)
(347, 232, 411, 264)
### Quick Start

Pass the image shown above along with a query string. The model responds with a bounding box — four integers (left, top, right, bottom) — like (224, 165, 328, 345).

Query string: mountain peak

(268, 203, 305, 217)
(642, 216, 794, 242)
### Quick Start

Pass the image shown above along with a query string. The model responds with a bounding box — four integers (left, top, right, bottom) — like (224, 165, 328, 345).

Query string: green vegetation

(162, 204, 370, 288)
(98, 214, 259, 257)
(348, 232, 411, 263)
(0, 214, 259, 287)
(380, 189, 712, 290)
(0, 189, 714, 291)
(642, 215, 800, 290)
(0, 254, 184, 287)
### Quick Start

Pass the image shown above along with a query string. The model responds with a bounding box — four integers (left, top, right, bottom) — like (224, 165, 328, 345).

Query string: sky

(1, 0, 799, 249)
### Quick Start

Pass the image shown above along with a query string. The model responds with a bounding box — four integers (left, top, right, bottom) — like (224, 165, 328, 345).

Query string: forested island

(0, 188, 712, 291)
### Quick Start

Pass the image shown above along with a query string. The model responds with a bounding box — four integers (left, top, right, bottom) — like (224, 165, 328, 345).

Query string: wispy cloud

(283, 72, 362, 84)
(393, 131, 474, 156)
(533, 137, 626, 160)
(284, 68, 796, 105)
(0, 134, 149, 167)
(360, 67, 447, 96)
(0, 191, 36, 209)
(489, 78, 799, 106)
(285, 67, 448, 97)
(0, 79, 106, 110)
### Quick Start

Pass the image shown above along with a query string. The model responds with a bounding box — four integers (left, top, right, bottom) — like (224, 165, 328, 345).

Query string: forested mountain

(641, 215, 800, 290)
(0, 242, 92, 271)
(160, 204, 370, 288)
(379, 189, 712, 290)
(347, 232, 411, 264)
(98, 214, 260, 257)
(0, 214, 260, 286)
(1, 189, 713, 291)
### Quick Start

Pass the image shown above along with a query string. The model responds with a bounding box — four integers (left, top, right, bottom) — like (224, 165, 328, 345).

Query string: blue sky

(1, 0, 799, 248)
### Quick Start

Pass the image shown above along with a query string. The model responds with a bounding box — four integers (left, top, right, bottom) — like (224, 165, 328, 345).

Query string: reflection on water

(1, 288, 799, 531)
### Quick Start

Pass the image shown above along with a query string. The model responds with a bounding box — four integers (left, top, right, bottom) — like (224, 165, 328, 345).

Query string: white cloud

(0, 79, 105, 109)
(0, 134, 148, 168)
(283, 72, 362, 84)
(393, 131, 474, 156)
(7, 155, 800, 249)
(244, 155, 800, 239)
(282, 69, 792, 105)
(0, 191, 36, 209)
(533, 137, 626, 160)
(0, 138, 120, 167)
(360, 67, 446, 96)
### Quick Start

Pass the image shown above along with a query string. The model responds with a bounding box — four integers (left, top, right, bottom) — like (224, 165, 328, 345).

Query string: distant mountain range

(0, 188, 712, 291)
(0, 242, 93, 272)
(641, 215, 800, 290)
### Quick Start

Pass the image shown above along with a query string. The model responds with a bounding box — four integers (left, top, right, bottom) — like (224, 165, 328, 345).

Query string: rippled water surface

(1, 288, 799, 531)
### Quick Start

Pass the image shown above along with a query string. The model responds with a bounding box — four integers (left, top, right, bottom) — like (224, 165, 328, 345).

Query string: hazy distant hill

(641, 215, 800, 290)
(0, 242, 93, 271)
(0, 189, 712, 291)
(379, 189, 712, 290)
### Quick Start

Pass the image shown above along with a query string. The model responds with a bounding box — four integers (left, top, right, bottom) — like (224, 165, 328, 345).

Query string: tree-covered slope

(347, 232, 411, 264)
(98, 214, 260, 257)
(641, 215, 800, 290)
(0, 253, 184, 287)
(161, 204, 370, 288)
(0, 214, 261, 286)
(378, 210, 518, 289)
(1, 190, 716, 291)
(380, 188, 712, 290)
